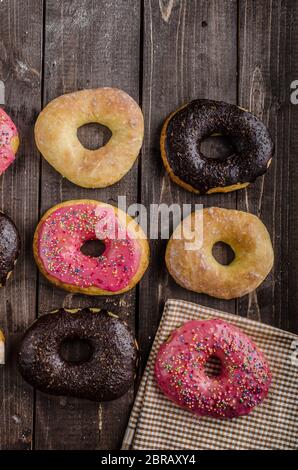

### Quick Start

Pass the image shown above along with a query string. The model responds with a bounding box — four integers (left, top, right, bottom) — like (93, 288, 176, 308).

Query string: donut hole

(59, 337, 93, 364)
(80, 239, 106, 257)
(200, 135, 236, 161)
(204, 355, 222, 378)
(212, 241, 235, 265)
(77, 123, 112, 150)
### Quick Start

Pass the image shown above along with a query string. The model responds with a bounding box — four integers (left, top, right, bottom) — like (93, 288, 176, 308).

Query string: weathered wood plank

(238, 0, 298, 333)
(139, 0, 238, 365)
(0, 0, 43, 449)
(35, 0, 141, 450)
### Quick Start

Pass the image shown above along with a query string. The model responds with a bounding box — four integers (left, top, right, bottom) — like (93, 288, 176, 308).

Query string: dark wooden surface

(0, 0, 297, 450)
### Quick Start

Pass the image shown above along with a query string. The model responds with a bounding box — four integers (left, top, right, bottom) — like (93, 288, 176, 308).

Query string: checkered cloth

(122, 299, 298, 450)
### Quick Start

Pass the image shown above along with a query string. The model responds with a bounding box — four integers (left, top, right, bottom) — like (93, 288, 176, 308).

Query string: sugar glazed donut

(0, 107, 19, 175)
(35, 88, 144, 188)
(0, 211, 21, 287)
(0, 330, 4, 365)
(160, 99, 274, 194)
(33, 200, 149, 295)
(165, 207, 274, 299)
(18, 308, 137, 401)
(155, 319, 271, 418)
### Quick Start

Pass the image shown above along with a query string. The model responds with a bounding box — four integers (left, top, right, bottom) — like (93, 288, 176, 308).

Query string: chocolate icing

(164, 99, 274, 193)
(0, 212, 20, 286)
(18, 308, 137, 401)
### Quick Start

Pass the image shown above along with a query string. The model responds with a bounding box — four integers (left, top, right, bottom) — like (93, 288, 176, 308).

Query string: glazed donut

(0, 330, 4, 365)
(35, 88, 144, 188)
(0, 212, 21, 287)
(33, 199, 149, 295)
(0, 107, 19, 175)
(160, 99, 274, 194)
(165, 207, 274, 299)
(155, 318, 271, 418)
(18, 308, 137, 401)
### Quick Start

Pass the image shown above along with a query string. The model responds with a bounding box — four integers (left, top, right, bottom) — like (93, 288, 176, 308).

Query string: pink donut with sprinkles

(0, 107, 19, 175)
(155, 319, 271, 418)
(33, 200, 149, 295)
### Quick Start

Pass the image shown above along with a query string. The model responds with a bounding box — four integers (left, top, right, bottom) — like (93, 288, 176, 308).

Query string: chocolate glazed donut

(0, 211, 20, 286)
(160, 99, 274, 194)
(18, 308, 137, 401)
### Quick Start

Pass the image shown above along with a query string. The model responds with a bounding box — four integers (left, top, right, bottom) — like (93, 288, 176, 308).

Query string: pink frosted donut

(155, 319, 271, 418)
(0, 107, 19, 175)
(33, 200, 149, 295)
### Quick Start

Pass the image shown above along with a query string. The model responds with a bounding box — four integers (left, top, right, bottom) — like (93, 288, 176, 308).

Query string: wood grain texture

(237, 0, 298, 334)
(0, 0, 43, 450)
(0, 0, 297, 451)
(34, 0, 141, 450)
(138, 0, 238, 366)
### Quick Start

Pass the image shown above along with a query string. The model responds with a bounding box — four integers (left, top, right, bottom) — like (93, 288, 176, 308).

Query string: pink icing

(37, 203, 141, 292)
(155, 319, 271, 418)
(0, 107, 18, 175)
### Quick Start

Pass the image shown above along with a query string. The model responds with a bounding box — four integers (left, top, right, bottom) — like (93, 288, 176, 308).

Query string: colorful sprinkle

(37, 203, 141, 292)
(0, 107, 18, 175)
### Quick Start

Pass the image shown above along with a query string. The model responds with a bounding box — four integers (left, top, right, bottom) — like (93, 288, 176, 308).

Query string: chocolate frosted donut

(0, 211, 20, 286)
(160, 99, 274, 194)
(18, 308, 137, 401)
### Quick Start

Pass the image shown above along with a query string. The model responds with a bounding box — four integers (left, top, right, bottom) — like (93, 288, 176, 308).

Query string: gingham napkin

(122, 299, 298, 450)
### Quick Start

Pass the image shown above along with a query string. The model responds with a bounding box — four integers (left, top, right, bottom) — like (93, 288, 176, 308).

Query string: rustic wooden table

(0, 0, 297, 450)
